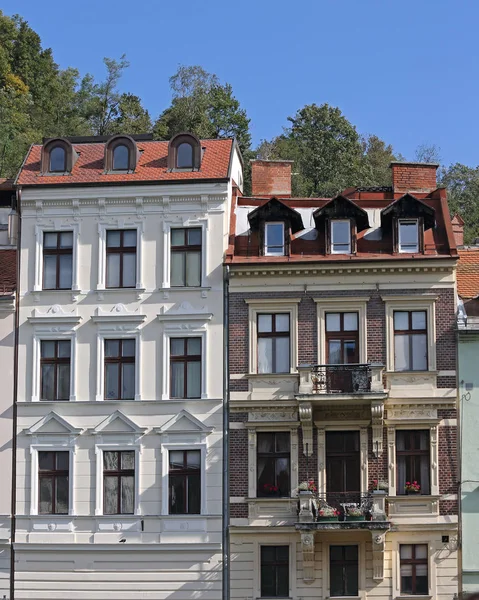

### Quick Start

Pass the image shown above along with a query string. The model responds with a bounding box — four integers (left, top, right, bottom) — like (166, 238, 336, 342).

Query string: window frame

(168, 449, 202, 515)
(97, 222, 143, 292)
(396, 430, 431, 496)
(102, 449, 136, 515)
(38, 450, 70, 515)
(169, 336, 202, 399)
(49, 146, 67, 173)
(104, 338, 136, 401)
(330, 219, 352, 254)
(162, 220, 208, 289)
(96, 331, 141, 402)
(95, 444, 140, 516)
(30, 444, 74, 517)
(325, 311, 360, 364)
(256, 431, 291, 498)
(34, 224, 80, 294)
(322, 541, 366, 599)
(162, 330, 207, 400)
(393, 310, 428, 372)
(398, 218, 420, 254)
(260, 544, 290, 598)
(399, 544, 429, 596)
(170, 227, 203, 288)
(329, 544, 359, 597)
(32, 333, 76, 403)
(40, 340, 71, 402)
(112, 144, 130, 172)
(264, 221, 286, 256)
(42, 230, 74, 291)
(392, 538, 434, 598)
(257, 312, 291, 374)
(105, 229, 137, 289)
(176, 142, 194, 169)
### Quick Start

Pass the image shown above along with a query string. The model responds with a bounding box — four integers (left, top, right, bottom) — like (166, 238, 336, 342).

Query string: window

(40, 340, 70, 401)
(257, 313, 290, 373)
(104, 339, 135, 400)
(399, 219, 419, 253)
(257, 432, 290, 497)
(43, 231, 73, 290)
(400, 544, 428, 595)
(326, 431, 360, 494)
(170, 228, 202, 287)
(49, 146, 66, 172)
(331, 220, 351, 254)
(112, 144, 129, 171)
(168, 449, 201, 514)
(38, 451, 69, 514)
(177, 143, 193, 169)
(106, 229, 137, 288)
(330, 545, 359, 597)
(103, 450, 135, 514)
(260, 546, 289, 598)
(396, 430, 430, 495)
(170, 337, 201, 399)
(393, 310, 427, 371)
(264, 222, 285, 256)
(325, 312, 359, 364)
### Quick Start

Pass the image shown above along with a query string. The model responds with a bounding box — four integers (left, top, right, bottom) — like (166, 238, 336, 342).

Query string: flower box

(317, 516, 339, 522)
(345, 515, 366, 521)
(406, 490, 420, 496)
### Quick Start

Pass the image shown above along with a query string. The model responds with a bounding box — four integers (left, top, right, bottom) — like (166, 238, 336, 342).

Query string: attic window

(331, 220, 351, 254)
(104, 135, 138, 172)
(49, 147, 66, 173)
(264, 222, 285, 256)
(112, 145, 129, 171)
(398, 219, 419, 253)
(168, 133, 202, 171)
(177, 143, 193, 169)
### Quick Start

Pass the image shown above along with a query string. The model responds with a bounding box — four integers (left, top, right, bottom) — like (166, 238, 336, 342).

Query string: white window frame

(321, 540, 366, 598)
(391, 536, 436, 599)
(330, 219, 351, 254)
(264, 221, 285, 256)
(34, 223, 80, 292)
(398, 218, 419, 253)
(255, 538, 296, 599)
(161, 442, 207, 516)
(162, 329, 207, 400)
(162, 219, 208, 289)
(97, 221, 144, 291)
(383, 294, 437, 372)
(95, 443, 141, 516)
(315, 297, 368, 365)
(246, 299, 300, 375)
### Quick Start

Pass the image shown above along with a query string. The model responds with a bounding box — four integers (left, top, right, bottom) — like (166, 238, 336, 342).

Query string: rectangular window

(331, 220, 351, 254)
(396, 430, 430, 495)
(106, 229, 137, 288)
(257, 432, 290, 497)
(43, 231, 73, 290)
(393, 310, 427, 371)
(168, 449, 201, 514)
(325, 312, 359, 364)
(103, 450, 135, 515)
(170, 338, 201, 399)
(400, 544, 428, 595)
(326, 431, 360, 495)
(40, 340, 71, 401)
(257, 313, 290, 374)
(260, 546, 289, 598)
(38, 451, 69, 514)
(329, 545, 359, 597)
(264, 222, 285, 256)
(171, 228, 202, 287)
(104, 339, 135, 400)
(399, 219, 419, 253)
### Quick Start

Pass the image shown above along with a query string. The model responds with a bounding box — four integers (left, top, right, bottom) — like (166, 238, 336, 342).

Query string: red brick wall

(251, 160, 292, 197)
(391, 162, 438, 193)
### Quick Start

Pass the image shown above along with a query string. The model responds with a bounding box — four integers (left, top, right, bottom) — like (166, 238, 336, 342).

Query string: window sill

(394, 596, 431, 600)
(248, 372, 297, 378)
(161, 286, 211, 292)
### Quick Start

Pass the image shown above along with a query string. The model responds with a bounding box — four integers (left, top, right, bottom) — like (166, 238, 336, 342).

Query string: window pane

(345, 564, 359, 596)
(169, 451, 184, 469)
(60, 232, 73, 248)
(57, 364, 70, 400)
(121, 451, 135, 470)
(276, 432, 290, 453)
(275, 337, 290, 373)
(186, 360, 201, 398)
(394, 311, 409, 330)
(326, 313, 341, 332)
(39, 452, 55, 471)
(56, 452, 69, 470)
(104, 476, 119, 514)
(122, 363, 135, 399)
(105, 340, 120, 357)
(412, 334, 427, 370)
(104, 451, 118, 470)
(123, 230, 137, 247)
(328, 340, 342, 364)
(58, 341, 71, 358)
(50, 147, 65, 172)
(394, 334, 410, 371)
(344, 341, 357, 363)
(275, 314, 289, 332)
(187, 450, 201, 468)
(113, 145, 129, 170)
(416, 544, 428, 559)
(261, 566, 275, 597)
(106, 231, 121, 248)
(41, 364, 55, 400)
(188, 229, 201, 246)
(43, 255, 57, 289)
(171, 229, 185, 246)
(276, 457, 290, 495)
(59, 254, 72, 289)
(258, 338, 273, 373)
(185, 251, 201, 286)
(122, 252, 136, 287)
(258, 314, 272, 333)
(400, 545, 412, 559)
(276, 561, 289, 597)
(177, 143, 193, 168)
(169, 474, 185, 514)
(416, 575, 428, 595)
(400, 221, 418, 250)
(105, 363, 119, 399)
(187, 338, 201, 355)
(121, 475, 134, 514)
(257, 433, 274, 453)
(41, 341, 56, 359)
(345, 545, 358, 560)
(265, 223, 284, 252)
(412, 311, 426, 330)
(56, 475, 69, 514)
(171, 338, 185, 356)
(44, 232, 58, 248)
(344, 312, 358, 331)
(171, 362, 184, 398)
(106, 254, 120, 288)
(39, 477, 53, 513)
(171, 252, 185, 286)
(122, 339, 135, 357)
(187, 473, 201, 514)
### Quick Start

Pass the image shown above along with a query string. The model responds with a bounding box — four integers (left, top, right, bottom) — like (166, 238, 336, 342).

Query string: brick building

(226, 160, 459, 599)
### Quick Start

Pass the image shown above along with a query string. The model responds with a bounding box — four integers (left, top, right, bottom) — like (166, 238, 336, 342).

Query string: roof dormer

(248, 197, 303, 257)
(42, 138, 78, 175)
(167, 132, 202, 171)
(380, 194, 435, 254)
(104, 135, 139, 173)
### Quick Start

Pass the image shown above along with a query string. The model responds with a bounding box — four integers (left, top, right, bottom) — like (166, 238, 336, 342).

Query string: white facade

(14, 154, 241, 598)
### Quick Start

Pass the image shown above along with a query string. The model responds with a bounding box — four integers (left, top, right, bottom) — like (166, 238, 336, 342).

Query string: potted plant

(262, 483, 279, 496)
(405, 481, 421, 495)
(345, 505, 366, 521)
(371, 479, 389, 493)
(297, 480, 317, 493)
(317, 505, 340, 522)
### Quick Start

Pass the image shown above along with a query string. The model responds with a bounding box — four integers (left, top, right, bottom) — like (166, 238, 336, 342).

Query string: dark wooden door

(326, 431, 360, 493)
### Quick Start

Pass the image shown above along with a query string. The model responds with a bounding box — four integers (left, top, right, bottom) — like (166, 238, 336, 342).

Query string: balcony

(297, 363, 385, 398)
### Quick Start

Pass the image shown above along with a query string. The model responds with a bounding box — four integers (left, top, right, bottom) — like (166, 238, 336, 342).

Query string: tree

(415, 143, 441, 164)
(111, 93, 152, 135)
(440, 163, 479, 244)
(361, 134, 400, 187)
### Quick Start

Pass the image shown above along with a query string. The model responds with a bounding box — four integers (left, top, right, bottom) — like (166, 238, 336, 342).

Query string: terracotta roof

(16, 139, 234, 187)
(458, 248, 479, 299)
(0, 249, 16, 293)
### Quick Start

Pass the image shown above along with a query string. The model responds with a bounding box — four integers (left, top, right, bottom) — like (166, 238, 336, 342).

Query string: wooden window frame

(257, 432, 291, 497)
(103, 450, 135, 515)
(264, 222, 286, 256)
(112, 144, 130, 171)
(168, 449, 201, 515)
(49, 146, 67, 173)
(400, 544, 429, 595)
(325, 311, 359, 364)
(329, 544, 359, 597)
(398, 218, 420, 254)
(257, 313, 290, 373)
(38, 451, 69, 515)
(330, 219, 353, 255)
(42, 231, 73, 290)
(396, 430, 430, 496)
(393, 310, 428, 371)
(260, 545, 290, 598)
(170, 227, 202, 287)
(104, 339, 135, 400)
(105, 229, 137, 289)
(40, 340, 71, 402)
(169, 337, 202, 399)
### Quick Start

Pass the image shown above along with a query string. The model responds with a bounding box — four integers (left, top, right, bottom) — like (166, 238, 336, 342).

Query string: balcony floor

(296, 521, 391, 531)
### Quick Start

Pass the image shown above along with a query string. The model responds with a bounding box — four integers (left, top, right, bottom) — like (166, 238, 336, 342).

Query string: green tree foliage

(440, 163, 479, 245)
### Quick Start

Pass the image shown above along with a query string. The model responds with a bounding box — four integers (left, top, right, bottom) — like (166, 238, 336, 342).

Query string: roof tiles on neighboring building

(458, 248, 479, 299)
(0, 249, 16, 293)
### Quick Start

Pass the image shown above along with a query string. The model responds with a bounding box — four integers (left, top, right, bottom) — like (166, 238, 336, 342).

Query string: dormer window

(112, 144, 129, 171)
(398, 219, 419, 253)
(177, 143, 193, 169)
(331, 220, 351, 254)
(168, 133, 202, 171)
(49, 147, 66, 173)
(264, 222, 285, 255)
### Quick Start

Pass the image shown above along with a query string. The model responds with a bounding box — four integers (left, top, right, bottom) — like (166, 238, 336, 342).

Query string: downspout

(222, 264, 230, 600)
(10, 188, 21, 600)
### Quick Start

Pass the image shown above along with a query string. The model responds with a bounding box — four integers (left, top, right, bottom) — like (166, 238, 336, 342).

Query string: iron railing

(311, 364, 371, 394)
(315, 492, 373, 521)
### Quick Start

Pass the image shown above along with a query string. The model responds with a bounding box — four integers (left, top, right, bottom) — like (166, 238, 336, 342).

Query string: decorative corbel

(299, 402, 313, 456)
(371, 531, 386, 581)
(371, 400, 384, 457)
(300, 532, 315, 583)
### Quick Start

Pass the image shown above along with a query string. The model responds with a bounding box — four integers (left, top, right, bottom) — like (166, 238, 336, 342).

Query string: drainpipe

(222, 265, 230, 600)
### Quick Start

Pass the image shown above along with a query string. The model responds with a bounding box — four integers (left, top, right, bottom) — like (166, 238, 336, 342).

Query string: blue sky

(3, 0, 477, 166)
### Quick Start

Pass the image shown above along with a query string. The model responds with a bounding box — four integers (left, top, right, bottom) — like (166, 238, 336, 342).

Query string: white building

(14, 133, 242, 599)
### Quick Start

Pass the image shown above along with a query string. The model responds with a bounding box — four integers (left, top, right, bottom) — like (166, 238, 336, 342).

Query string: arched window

(49, 146, 66, 173)
(113, 145, 129, 171)
(177, 143, 193, 169)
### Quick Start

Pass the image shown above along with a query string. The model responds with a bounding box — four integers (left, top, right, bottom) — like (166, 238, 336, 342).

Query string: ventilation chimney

(251, 160, 293, 198)
(452, 213, 464, 247)
(390, 161, 438, 194)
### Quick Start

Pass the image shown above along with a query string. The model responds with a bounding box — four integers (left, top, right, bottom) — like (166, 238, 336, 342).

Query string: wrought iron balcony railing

(315, 492, 373, 521)
(311, 364, 371, 394)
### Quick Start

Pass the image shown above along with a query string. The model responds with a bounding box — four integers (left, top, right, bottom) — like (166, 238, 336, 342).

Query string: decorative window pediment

(28, 304, 81, 329)
(313, 195, 370, 232)
(92, 303, 146, 329)
(23, 412, 82, 437)
(156, 410, 213, 436)
(91, 411, 146, 436)
(157, 301, 212, 325)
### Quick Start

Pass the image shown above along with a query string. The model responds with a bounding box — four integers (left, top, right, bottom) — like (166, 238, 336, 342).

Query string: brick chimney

(390, 161, 438, 194)
(251, 160, 293, 198)
(452, 213, 465, 247)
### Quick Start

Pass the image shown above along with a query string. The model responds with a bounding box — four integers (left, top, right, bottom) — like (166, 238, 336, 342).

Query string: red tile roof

(458, 248, 479, 299)
(16, 139, 234, 187)
(0, 249, 16, 293)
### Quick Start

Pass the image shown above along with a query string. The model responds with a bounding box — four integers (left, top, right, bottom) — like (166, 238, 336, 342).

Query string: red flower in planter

(263, 483, 279, 494)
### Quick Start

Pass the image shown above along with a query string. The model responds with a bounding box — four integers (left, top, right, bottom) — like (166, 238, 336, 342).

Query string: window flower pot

(317, 516, 339, 522)
(345, 515, 365, 521)
(406, 490, 420, 495)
